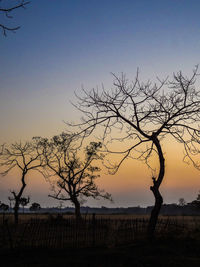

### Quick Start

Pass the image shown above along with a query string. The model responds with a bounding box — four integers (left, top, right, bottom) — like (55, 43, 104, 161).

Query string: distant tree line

(1, 193, 200, 216)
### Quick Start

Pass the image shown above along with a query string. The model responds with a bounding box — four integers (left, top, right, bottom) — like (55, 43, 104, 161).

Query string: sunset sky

(0, 0, 200, 208)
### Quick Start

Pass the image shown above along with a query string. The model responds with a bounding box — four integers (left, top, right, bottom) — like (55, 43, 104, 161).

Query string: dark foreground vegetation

(0, 215, 200, 266)
(1, 239, 200, 267)
(0, 216, 186, 249)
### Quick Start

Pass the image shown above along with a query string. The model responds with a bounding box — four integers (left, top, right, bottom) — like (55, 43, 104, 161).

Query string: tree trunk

(72, 197, 81, 221)
(13, 200, 19, 225)
(12, 172, 27, 225)
(147, 136, 165, 240)
(147, 183, 163, 240)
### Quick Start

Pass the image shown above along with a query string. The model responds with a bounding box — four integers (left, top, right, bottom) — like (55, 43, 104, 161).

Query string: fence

(0, 216, 186, 249)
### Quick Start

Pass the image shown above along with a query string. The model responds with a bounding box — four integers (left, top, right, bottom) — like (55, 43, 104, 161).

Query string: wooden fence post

(92, 213, 96, 247)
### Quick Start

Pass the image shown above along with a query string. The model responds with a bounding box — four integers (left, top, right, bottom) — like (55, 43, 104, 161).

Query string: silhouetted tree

(0, 202, 9, 211)
(178, 198, 186, 207)
(189, 191, 200, 209)
(34, 133, 112, 220)
(8, 196, 14, 210)
(0, 141, 44, 225)
(29, 202, 41, 212)
(58, 200, 63, 213)
(0, 0, 30, 36)
(0, 202, 9, 223)
(72, 66, 200, 239)
(19, 196, 30, 213)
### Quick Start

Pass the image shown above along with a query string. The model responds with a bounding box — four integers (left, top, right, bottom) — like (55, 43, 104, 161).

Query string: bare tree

(8, 196, 14, 210)
(34, 133, 112, 220)
(19, 196, 30, 213)
(0, 0, 30, 36)
(0, 202, 9, 223)
(0, 141, 44, 225)
(178, 198, 186, 207)
(30, 202, 41, 212)
(189, 191, 200, 209)
(71, 66, 200, 239)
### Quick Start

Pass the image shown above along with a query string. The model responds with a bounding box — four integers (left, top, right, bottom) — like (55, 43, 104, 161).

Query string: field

(0, 213, 200, 248)
(1, 213, 200, 266)
(2, 212, 200, 221)
(1, 213, 200, 230)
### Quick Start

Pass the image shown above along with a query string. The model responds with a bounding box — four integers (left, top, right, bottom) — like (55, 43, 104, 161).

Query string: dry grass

(1, 213, 200, 229)
(0, 213, 199, 250)
(0, 213, 200, 266)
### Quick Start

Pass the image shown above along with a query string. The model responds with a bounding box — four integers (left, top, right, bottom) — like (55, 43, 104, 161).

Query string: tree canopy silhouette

(19, 196, 30, 213)
(0, 141, 44, 224)
(71, 66, 200, 239)
(34, 133, 112, 220)
(189, 191, 200, 209)
(30, 202, 41, 212)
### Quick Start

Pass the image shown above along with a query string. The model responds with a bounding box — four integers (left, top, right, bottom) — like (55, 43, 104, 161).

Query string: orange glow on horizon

(0, 136, 199, 206)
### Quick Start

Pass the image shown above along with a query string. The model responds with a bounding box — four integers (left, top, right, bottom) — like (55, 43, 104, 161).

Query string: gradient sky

(0, 0, 200, 207)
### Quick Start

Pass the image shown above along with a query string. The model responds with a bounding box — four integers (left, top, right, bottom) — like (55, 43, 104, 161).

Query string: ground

(1, 238, 200, 267)
(1, 214, 200, 266)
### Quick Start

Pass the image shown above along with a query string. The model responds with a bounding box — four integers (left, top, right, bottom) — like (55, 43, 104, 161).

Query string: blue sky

(0, 0, 200, 207)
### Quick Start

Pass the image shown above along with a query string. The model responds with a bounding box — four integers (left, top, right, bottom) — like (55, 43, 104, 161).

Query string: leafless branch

(0, 0, 30, 36)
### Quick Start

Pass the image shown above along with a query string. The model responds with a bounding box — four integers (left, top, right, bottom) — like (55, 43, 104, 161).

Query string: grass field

(0, 213, 200, 266)
(1, 213, 200, 229)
